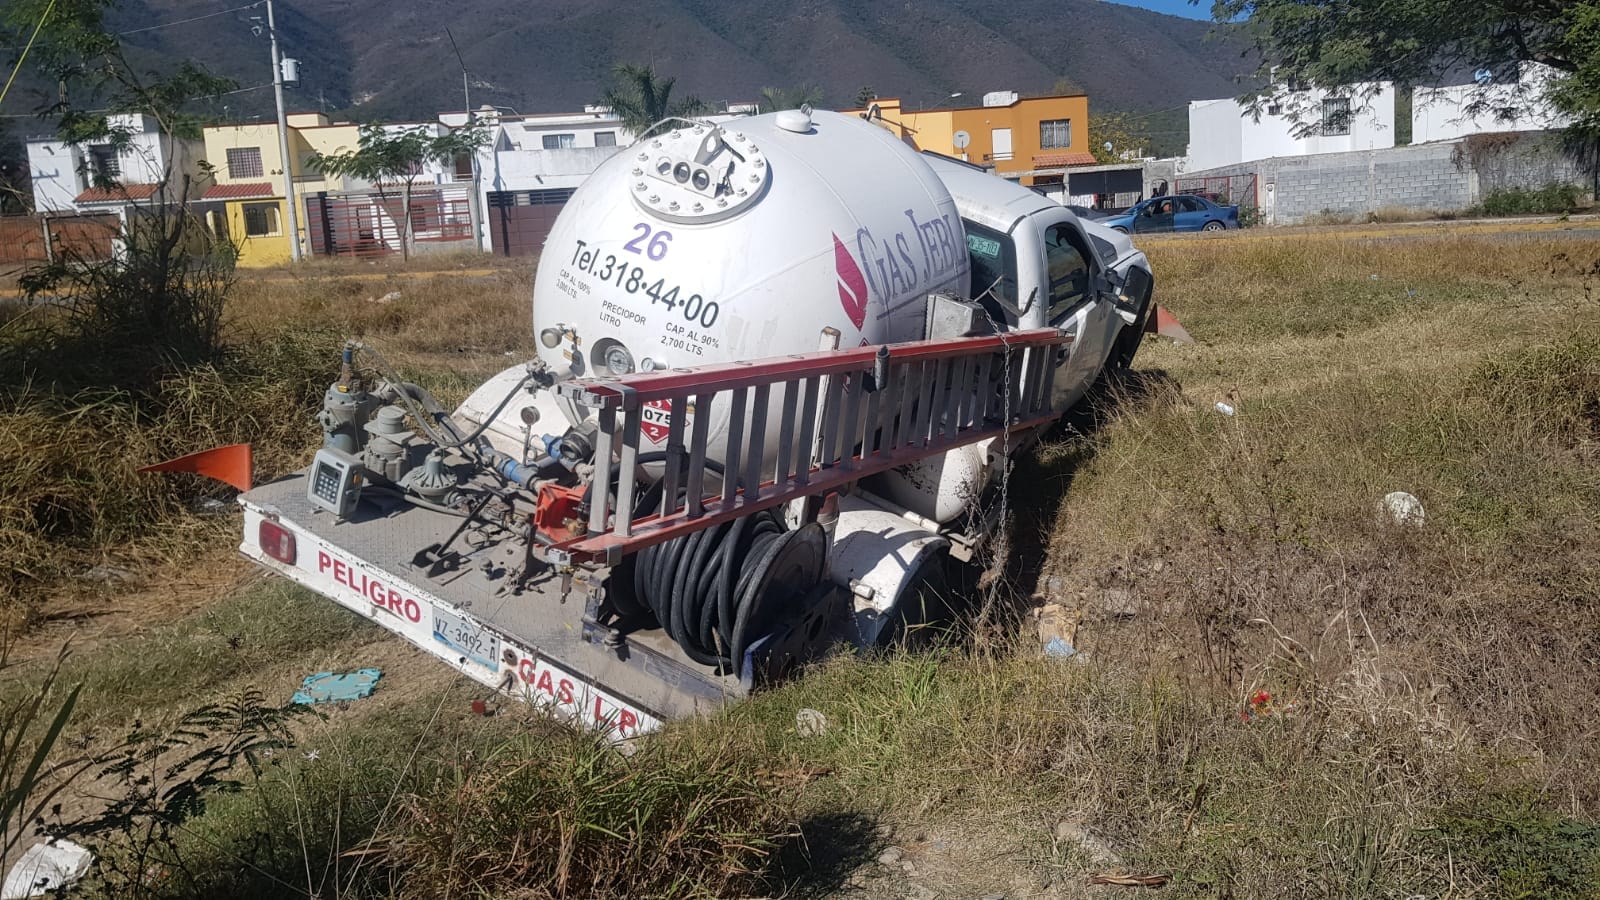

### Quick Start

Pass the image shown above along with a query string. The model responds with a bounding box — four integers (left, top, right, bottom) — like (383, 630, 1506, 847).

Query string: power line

(115, 2, 263, 36)
(1, 2, 263, 53)
(0, 0, 57, 107)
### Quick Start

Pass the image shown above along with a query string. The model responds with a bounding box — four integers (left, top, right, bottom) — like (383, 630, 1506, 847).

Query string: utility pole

(266, 0, 302, 262)
(446, 27, 484, 253)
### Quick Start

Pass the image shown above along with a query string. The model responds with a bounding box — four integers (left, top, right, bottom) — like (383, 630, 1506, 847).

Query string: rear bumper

(239, 485, 670, 737)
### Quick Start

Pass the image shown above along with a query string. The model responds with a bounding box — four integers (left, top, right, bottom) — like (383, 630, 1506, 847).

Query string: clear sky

(1104, 0, 1213, 21)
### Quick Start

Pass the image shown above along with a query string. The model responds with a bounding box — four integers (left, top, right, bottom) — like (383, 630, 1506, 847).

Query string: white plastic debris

(1381, 491, 1426, 528)
(2, 840, 93, 899)
(794, 707, 828, 738)
(1214, 401, 1236, 416)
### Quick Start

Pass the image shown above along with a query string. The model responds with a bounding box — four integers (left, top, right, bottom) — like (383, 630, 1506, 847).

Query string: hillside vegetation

(1, 229, 1597, 896)
(6, 0, 1242, 123)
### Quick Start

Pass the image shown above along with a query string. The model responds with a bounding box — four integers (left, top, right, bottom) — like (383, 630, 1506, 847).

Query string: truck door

(1039, 217, 1116, 410)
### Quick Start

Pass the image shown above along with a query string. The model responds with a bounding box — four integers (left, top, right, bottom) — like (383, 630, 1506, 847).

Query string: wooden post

(40, 215, 54, 262)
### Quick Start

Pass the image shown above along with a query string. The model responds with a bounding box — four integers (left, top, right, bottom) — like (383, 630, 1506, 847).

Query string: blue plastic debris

(1044, 636, 1077, 659)
(292, 668, 382, 705)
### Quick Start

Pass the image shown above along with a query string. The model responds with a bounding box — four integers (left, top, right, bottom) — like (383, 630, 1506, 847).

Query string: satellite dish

(952, 130, 971, 150)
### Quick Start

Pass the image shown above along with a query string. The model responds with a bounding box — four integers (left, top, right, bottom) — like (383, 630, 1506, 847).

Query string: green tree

(756, 84, 824, 113)
(1, 0, 239, 388)
(1090, 111, 1153, 163)
(598, 64, 710, 138)
(1213, 0, 1599, 169)
(0, 124, 29, 214)
(309, 123, 485, 260)
(855, 86, 878, 106)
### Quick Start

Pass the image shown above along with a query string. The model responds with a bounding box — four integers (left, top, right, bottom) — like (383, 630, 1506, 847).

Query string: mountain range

(10, 0, 1253, 152)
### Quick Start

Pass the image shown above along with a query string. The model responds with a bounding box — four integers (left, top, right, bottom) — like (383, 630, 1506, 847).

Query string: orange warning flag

(139, 443, 254, 492)
(1143, 305, 1195, 344)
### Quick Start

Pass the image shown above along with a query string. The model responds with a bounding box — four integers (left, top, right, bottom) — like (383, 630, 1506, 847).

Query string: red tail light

(259, 520, 297, 564)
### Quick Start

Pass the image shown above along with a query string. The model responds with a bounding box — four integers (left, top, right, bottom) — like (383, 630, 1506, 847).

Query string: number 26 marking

(623, 222, 672, 261)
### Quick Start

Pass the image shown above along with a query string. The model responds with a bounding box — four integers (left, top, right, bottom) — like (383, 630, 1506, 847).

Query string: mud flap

(1143, 305, 1194, 344)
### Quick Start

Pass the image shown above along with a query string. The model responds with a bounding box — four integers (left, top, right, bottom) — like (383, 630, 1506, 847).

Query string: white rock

(795, 707, 828, 738)
(877, 846, 904, 866)
(1381, 491, 1425, 528)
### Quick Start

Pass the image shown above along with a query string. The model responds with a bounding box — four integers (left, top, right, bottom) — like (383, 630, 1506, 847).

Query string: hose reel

(618, 511, 828, 673)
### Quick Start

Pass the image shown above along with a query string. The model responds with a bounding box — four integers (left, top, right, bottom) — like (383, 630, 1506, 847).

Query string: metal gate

(306, 185, 475, 259)
(488, 188, 576, 257)
(0, 213, 120, 264)
(1172, 173, 1258, 218)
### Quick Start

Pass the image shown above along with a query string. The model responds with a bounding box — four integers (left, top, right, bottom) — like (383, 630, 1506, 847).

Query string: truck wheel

(875, 547, 953, 649)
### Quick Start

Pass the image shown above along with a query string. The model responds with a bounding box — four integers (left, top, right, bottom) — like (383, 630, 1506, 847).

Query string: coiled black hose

(588, 451, 820, 673)
(629, 507, 790, 672)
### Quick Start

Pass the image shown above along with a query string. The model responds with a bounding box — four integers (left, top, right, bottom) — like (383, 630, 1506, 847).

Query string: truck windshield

(964, 220, 1017, 316)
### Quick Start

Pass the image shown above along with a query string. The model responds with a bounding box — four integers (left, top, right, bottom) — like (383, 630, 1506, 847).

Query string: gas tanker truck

(232, 108, 1173, 734)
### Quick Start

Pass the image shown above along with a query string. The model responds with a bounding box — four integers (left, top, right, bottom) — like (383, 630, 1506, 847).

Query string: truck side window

(964, 220, 1018, 325)
(1045, 224, 1090, 320)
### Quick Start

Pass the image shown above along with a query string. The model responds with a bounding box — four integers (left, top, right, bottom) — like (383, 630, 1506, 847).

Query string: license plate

(432, 607, 499, 672)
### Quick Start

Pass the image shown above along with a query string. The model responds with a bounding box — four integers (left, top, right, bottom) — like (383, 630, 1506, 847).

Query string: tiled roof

(1032, 151, 1099, 168)
(74, 183, 161, 203)
(201, 182, 277, 200)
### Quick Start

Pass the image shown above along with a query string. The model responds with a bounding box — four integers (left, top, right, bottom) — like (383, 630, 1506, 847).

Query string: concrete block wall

(1183, 131, 1589, 224)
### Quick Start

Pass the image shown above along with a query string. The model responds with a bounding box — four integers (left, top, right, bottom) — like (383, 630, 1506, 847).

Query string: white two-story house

(27, 113, 210, 215)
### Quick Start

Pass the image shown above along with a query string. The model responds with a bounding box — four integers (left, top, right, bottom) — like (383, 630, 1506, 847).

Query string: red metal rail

(546, 328, 1073, 565)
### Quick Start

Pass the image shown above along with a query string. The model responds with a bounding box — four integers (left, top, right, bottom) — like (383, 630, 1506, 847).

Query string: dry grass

(0, 254, 532, 642)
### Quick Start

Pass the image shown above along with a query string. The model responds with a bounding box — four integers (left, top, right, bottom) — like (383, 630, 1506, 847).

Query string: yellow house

(200, 113, 361, 266)
(842, 92, 1095, 189)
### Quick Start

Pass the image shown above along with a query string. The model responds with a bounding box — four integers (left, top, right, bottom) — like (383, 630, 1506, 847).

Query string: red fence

(0, 213, 121, 265)
(488, 188, 576, 257)
(1172, 173, 1259, 217)
(305, 184, 477, 259)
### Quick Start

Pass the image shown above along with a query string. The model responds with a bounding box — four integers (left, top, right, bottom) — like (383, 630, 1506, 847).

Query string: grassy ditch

(3, 232, 1599, 896)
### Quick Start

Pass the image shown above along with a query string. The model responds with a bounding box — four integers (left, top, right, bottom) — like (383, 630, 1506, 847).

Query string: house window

(241, 202, 280, 237)
(87, 144, 120, 179)
(594, 131, 617, 148)
(1266, 103, 1282, 116)
(1320, 98, 1352, 136)
(1039, 119, 1072, 149)
(227, 147, 264, 179)
(542, 133, 576, 150)
(454, 153, 473, 179)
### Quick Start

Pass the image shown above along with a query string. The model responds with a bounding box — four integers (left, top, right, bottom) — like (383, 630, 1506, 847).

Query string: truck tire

(874, 547, 953, 649)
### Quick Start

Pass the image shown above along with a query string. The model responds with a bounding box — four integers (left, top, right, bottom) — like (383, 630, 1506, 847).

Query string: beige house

(199, 113, 360, 265)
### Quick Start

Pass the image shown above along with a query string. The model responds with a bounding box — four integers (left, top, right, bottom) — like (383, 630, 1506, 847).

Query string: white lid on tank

(629, 123, 771, 224)
(774, 107, 813, 133)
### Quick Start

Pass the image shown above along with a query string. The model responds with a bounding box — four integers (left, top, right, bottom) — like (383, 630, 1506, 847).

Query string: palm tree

(599, 64, 710, 138)
(758, 84, 825, 113)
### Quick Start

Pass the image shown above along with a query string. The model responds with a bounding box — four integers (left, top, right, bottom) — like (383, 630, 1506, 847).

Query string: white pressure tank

(534, 108, 970, 370)
(530, 108, 973, 478)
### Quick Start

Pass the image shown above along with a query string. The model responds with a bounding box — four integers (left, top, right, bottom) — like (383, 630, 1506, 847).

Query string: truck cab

(922, 153, 1151, 413)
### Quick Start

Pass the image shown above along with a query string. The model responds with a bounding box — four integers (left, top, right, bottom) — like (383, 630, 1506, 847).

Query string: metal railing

(547, 328, 1073, 564)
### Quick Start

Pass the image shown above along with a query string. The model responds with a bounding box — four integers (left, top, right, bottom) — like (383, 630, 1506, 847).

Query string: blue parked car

(1101, 194, 1240, 234)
